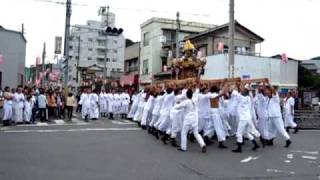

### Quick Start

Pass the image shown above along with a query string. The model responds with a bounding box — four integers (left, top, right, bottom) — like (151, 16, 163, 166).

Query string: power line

(32, 0, 210, 17)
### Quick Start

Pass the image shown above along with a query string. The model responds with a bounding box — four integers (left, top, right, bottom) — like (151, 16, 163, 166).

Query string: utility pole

(175, 11, 180, 59)
(103, 6, 110, 82)
(64, 0, 72, 84)
(228, 0, 235, 78)
(76, 36, 80, 83)
(42, 42, 46, 87)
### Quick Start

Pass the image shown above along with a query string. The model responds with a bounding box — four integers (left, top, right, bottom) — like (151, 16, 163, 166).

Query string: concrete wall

(202, 54, 298, 88)
(0, 29, 26, 88)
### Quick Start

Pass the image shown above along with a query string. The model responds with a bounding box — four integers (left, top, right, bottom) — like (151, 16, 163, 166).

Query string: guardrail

(294, 109, 320, 129)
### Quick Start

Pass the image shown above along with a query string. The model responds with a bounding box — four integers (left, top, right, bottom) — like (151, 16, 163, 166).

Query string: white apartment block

(139, 17, 215, 84)
(67, 11, 125, 82)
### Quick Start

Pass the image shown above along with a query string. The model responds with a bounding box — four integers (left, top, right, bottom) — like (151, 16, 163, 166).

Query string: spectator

(47, 90, 57, 119)
(37, 88, 48, 122)
(66, 92, 76, 121)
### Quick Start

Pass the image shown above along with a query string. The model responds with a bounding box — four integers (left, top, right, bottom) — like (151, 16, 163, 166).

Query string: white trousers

(3, 104, 12, 120)
(13, 106, 23, 123)
(267, 117, 290, 140)
(128, 104, 138, 118)
(284, 114, 297, 128)
(257, 116, 269, 139)
(158, 114, 170, 132)
(228, 115, 238, 136)
(81, 105, 90, 119)
(170, 111, 183, 138)
(212, 111, 227, 142)
(133, 106, 144, 122)
(180, 120, 205, 151)
(236, 120, 254, 143)
(24, 109, 32, 122)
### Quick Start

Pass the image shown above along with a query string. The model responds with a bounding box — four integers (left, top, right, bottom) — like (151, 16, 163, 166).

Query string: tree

(125, 39, 135, 47)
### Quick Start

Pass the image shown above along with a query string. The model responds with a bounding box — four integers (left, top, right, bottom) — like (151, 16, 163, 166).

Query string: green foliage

(298, 65, 320, 89)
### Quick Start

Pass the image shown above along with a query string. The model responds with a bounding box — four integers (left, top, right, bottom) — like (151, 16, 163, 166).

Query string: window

(88, 57, 92, 60)
(117, 68, 121, 72)
(69, 36, 73, 41)
(69, 46, 73, 50)
(88, 38, 93, 42)
(113, 49, 117, 53)
(107, 58, 110, 62)
(76, 56, 79, 60)
(143, 32, 150, 46)
(142, 59, 148, 74)
(88, 48, 93, 51)
(69, 56, 73, 59)
(113, 40, 117, 44)
(112, 58, 117, 62)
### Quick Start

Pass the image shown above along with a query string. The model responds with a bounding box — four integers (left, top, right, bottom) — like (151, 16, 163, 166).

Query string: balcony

(126, 65, 138, 73)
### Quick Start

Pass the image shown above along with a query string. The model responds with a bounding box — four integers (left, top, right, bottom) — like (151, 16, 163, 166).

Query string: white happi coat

(140, 95, 155, 126)
(133, 92, 146, 122)
(284, 96, 296, 128)
(89, 93, 99, 119)
(128, 93, 140, 118)
(170, 94, 186, 138)
(13, 92, 25, 123)
(106, 93, 114, 114)
(157, 92, 175, 133)
(79, 93, 91, 118)
(99, 92, 108, 113)
(24, 100, 33, 122)
(120, 93, 130, 114)
(3, 92, 13, 121)
(196, 92, 211, 132)
(150, 94, 164, 128)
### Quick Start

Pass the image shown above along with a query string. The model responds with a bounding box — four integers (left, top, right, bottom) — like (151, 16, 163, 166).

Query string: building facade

(0, 26, 26, 88)
(120, 42, 140, 86)
(139, 17, 215, 85)
(66, 10, 125, 85)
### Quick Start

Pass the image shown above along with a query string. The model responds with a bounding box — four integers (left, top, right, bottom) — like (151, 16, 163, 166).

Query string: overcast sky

(1, 0, 319, 66)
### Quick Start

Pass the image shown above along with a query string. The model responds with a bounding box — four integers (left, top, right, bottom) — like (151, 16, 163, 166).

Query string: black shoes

(232, 143, 242, 153)
(204, 136, 214, 146)
(293, 127, 299, 134)
(171, 138, 179, 147)
(251, 140, 260, 151)
(202, 145, 207, 153)
(218, 142, 228, 149)
(285, 139, 292, 148)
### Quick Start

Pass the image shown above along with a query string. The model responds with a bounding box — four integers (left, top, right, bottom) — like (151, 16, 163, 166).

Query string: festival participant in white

(175, 89, 207, 153)
(204, 86, 228, 149)
(149, 90, 165, 138)
(24, 95, 33, 124)
(120, 91, 130, 119)
(265, 86, 291, 148)
(169, 88, 186, 147)
(2, 86, 13, 126)
(157, 87, 175, 144)
(284, 91, 298, 133)
(99, 89, 108, 118)
(140, 90, 155, 129)
(79, 88, 91, 121)
(12, 86, 25, 124)
(89, 89, 99, 120)
(232, 86, 260, 153)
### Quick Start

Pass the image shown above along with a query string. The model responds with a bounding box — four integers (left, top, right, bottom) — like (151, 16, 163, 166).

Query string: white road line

(302, 155, 318, 160)
(111, 120, 135, 125)
(54, 120, 65, 125)
(2, 127, 141, 133)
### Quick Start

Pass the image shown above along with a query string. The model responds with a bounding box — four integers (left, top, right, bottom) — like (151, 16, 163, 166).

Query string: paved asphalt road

(0, 118, 319, 180)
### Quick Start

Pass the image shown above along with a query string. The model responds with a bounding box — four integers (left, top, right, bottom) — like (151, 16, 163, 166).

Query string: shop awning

(120, 74, 139, 86)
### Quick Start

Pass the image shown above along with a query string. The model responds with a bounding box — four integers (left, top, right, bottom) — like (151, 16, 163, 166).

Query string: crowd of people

(126, 81, 298, 153)
(2, 81, 299, 154)
(1, 86, 77, 126)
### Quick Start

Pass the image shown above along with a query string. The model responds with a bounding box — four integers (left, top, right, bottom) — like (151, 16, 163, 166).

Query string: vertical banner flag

(218, 42, 224, 53)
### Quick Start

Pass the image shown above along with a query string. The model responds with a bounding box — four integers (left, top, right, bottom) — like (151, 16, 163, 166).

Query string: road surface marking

(2, 127, 141, 133)
(240, 156, 259, 163)
(287, 154, 293, 159)
(284, 160, 291, 163)
(111, 120, 135, 125)
(54, 120, 65, 125)
(302, 155, 317, 160)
